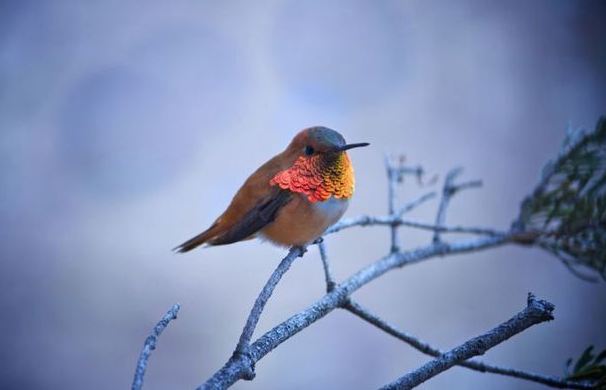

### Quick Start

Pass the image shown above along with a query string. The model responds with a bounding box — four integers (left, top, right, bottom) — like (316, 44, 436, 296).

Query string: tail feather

(173, 224, 218, 253)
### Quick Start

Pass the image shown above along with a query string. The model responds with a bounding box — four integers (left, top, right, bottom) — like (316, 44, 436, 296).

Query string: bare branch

(384, 156, 428, 253)
(433, 167, 463, 243)
(380, 294, 556, 390)
(394, 165, 425, 179)
(132, 304, 180, 390)
(201, 247, 305, 388)
(345, 300, 592, 389)
(397, 191, 436, 216)
(318, 239, 336, 292)
(433, 168, 482, 243)
(397, 219, 503, 236)
(234, 246, 304, 363)
(455, 179, 484, 192)
(197, 235, 510, 389)
(326, 214, 504, 237)
(325, 215, 397, 234)
(385, 155, 401, 253)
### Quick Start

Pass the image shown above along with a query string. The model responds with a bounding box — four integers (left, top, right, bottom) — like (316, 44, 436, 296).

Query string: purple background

(1, 1, 605, 389)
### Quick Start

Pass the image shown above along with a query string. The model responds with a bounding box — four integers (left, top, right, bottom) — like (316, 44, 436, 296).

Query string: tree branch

(317, 239, 336, 293)
(384, 157, 428, 253)
(397, 191, 436, 216)
(386, 156, 401, 253)
(433, 168, 482, 243)
(132, 304, 180, 390)
(197, 235, 510, 389)
(200, 246, 305, 388)
(326, 214, 504, 237)
(233, 246, 305, 372)
(315, 231, 589, 390)
(538, 242, 600, 283)
(380, 294, 556, 390)
(345, 300, 592, 389)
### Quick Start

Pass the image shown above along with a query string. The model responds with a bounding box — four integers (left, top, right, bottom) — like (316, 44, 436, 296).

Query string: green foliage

(517, 117, 606, 280)
(565, 345, 606, 388)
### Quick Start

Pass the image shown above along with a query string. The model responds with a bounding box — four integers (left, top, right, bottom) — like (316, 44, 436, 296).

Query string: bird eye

(304, 145, 314, 155)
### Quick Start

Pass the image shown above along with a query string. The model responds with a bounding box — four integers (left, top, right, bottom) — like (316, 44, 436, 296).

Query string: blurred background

(1, 0, 605, 389)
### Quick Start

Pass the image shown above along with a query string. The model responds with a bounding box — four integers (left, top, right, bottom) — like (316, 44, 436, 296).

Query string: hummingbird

(174, 127, 369, 252)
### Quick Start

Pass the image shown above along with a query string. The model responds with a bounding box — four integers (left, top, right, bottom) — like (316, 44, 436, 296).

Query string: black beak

(336, 142, 370, 152)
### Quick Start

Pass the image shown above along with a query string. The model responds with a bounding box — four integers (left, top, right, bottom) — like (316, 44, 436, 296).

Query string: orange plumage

(270, 153, 354, 202)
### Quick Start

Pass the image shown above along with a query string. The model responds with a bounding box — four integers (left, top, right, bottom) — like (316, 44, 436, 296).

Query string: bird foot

(294, 245, 307, 257)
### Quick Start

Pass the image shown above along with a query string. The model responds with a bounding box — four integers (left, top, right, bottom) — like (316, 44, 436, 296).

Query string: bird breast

(260, 195, 349, 246)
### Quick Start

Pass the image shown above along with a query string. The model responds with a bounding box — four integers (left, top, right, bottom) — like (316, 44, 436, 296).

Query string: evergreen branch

(516, 117, 606, 279)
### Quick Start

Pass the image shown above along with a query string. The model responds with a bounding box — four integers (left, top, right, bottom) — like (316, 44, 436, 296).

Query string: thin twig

(203, 246, 304, 387)
(398, 219, 502, 236)
(394, 165, 425, 178)
(384, 158, 426, 253)
(385, 156, 400, 253)
(380, 294, 556, 390)
(132, 304, 180, 390)
(433, 167, 463, 243)
(397, 191, 436, 216)
(318, 240, 336, 292)
(234, 246, 305, 369)
(345, 300, 592, 389)
(326, 215, 504, 237)
(433, 168, 482, 243)
(538, 242, 599, 283)
(456, 180, 483, 192)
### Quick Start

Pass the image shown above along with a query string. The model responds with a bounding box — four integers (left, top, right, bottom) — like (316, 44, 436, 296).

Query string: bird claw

(294, 245, 308, 257)
(312, 237, 324, 245)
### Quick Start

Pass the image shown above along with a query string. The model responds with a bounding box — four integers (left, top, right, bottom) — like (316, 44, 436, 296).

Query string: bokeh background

(1, 1, 606, 389)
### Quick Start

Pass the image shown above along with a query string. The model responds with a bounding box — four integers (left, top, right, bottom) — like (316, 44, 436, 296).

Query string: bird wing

(206, 189, 292, 245)
(174, 189, 292, 252)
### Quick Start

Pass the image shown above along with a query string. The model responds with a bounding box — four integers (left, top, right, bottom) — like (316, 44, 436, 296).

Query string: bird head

(271, 127, 369, 202)
(288, 126, 369, 158)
